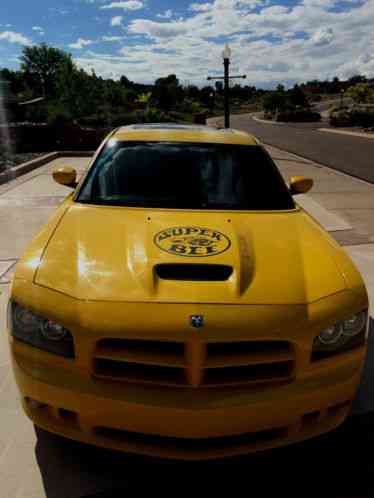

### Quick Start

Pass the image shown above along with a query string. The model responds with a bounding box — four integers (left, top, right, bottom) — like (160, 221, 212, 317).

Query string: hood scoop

(155, 264, 233, 281)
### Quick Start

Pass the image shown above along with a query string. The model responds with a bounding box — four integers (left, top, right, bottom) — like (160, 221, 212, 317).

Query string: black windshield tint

(77, 142, 295, 211)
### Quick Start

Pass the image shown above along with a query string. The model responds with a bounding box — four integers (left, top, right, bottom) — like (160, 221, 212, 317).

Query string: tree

(152, 74, 182, 111)
(289, 84, 309, 108)
(347, 75, 367, 86)
(215, 81, 223, 94)
(200, 86, 215, 109)
(330, 76, 341, 94)
(263, 86, 287, 114)
(347, 83, 374, 104)
(0, 68, 29, 96)
(186, 85, 200, 100)
(120, 75, 132, 88)
(20, 43, 72, 97)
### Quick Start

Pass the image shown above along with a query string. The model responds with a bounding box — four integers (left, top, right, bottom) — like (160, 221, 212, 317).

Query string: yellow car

(7, 124, 369, 460)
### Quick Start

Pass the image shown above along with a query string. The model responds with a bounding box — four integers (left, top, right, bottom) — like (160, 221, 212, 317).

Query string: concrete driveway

(1, 150, 374, 497)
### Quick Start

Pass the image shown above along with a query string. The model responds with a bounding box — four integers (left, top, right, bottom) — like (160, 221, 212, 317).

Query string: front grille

(93, 338, 295, 388)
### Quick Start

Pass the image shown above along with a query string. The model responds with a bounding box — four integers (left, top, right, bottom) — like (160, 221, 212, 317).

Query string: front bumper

(9, 281, 368, 460)
(12, 343, 364, 460)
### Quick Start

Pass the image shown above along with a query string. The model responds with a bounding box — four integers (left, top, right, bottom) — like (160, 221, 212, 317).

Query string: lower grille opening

(203, 361, 294, 386)
(58, 408, 78, 422)
(302, 410, 320, 426)
(328, 401, 351, 418)
(94, 358, 186, 385)
(155, 264, 233, 281)
(25, 397, 49, 410)
(94, 426, 288, 452)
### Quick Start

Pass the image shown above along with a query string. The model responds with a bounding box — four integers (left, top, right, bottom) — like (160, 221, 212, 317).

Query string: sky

(1, 0, 374, 88)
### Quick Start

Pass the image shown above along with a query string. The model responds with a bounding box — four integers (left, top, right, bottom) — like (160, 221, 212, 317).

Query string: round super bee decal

(154, 226, 231, 257)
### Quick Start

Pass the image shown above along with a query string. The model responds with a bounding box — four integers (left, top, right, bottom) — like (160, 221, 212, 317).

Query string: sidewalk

(0, 148, 373, 497)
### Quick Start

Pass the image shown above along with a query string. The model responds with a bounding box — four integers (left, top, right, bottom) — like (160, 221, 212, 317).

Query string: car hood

(34, 204, 347, 304)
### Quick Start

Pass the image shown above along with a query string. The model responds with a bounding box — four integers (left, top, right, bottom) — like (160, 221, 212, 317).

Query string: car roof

(112, 123, 260, 146)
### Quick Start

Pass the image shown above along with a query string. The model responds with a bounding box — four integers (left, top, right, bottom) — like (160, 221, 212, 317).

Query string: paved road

(229, 113, 374, 184)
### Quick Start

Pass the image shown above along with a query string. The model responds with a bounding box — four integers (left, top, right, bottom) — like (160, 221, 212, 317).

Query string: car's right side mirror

(289, 176, 313, 195)
(52, 166, 78, 189)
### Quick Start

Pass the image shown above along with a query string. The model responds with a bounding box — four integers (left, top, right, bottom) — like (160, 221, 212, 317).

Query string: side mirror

(52, 166, 78, 188)
(289, 176, 313, 195)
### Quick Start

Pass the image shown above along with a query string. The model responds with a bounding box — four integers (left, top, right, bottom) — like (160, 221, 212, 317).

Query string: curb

(252, 116, 286, 125)
(0, 151, 93, 187)
(318, 128, 374, 140)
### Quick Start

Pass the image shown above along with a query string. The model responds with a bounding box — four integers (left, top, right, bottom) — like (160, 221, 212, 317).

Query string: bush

(143, 107, 165, 123)
(110, 111, 140, 127)
(78, 114, 108, 127)
(329, 108, 374, 128)
(262, 111, 273, 120)
(47, 104, 73, 127)
(276, 109, 321, 122)
(329, 110, 353, 127)
(350, 109, 374, 128)
(193, 113, 207, 125)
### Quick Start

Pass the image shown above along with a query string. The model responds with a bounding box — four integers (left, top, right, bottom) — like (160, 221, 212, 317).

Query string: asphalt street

(229, 113, 374, 184)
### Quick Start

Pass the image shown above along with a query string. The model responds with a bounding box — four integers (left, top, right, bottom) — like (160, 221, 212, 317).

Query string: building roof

(113, 123, 260, 146)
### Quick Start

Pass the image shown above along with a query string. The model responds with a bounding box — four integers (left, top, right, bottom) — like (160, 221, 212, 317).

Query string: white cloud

(0, 31, 32, 45)
(311, 27, 334, 45)
(69, 38, 95, 49)
(71, 0, 374, 87)
(101, 1, 143, 10)
(111, 15, 123, 26)
(32, 26, 45, 35)
(190, 3, 213, 11)
(157, 9, 174, 18)
(128, 19, 189, 38)
(102, 35, 125, 41)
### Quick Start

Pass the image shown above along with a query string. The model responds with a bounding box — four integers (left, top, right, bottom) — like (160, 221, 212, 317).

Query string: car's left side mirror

(289, 176, 313, 195)
(52, 166, 78, 189)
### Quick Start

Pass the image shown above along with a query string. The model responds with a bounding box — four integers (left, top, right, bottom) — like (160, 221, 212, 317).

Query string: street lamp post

(207, 44, 246, 129)
(222, 44, 231, 129)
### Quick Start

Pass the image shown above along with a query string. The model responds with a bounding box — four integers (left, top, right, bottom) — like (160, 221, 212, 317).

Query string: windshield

(77, 141, 295, 211)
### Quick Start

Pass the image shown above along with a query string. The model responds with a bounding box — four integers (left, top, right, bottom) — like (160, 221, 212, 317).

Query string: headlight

(312, 310, 368, 360)
(8, 302, 75, 358)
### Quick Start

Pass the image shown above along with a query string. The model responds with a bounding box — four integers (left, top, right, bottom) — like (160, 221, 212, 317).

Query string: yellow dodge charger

(7, 124, 369, 460)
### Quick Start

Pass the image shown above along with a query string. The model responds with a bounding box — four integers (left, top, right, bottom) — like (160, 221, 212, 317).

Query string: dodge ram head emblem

(190, 315, 204, 328)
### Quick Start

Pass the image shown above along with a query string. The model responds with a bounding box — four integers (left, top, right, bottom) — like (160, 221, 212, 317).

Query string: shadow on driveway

(35, 319, 374, 498)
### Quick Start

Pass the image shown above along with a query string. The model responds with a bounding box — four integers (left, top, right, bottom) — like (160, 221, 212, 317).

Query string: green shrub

(263, 111, 273, 120)
(350, 109, 374, 128)
(47, 104, 73, 127)
(276, 109, 321, 122)
(78, 115, 108, 127)
(143, 107, 164, 123)
(329, 110, 353, 127)
(110, 111, 139, 127)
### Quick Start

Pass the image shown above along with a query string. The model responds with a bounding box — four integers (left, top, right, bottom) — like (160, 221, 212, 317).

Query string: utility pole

(207, 44, 246, 128)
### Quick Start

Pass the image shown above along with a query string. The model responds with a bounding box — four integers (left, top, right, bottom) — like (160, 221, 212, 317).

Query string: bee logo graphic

(154, 226, 231, 257)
